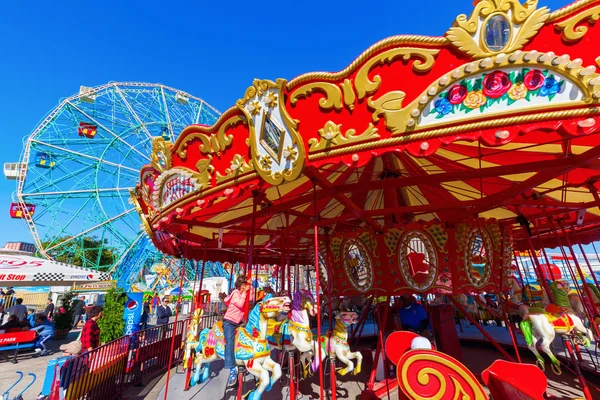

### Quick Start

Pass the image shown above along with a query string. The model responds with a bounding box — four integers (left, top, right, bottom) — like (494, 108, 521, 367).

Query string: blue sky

(0, 0, 572, 247)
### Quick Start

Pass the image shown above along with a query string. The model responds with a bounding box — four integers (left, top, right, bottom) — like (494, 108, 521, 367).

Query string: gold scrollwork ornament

(215, 154, 255, 185)
(309, 121, 380, 152)
(236, 78, 306, 186)
(555, 5, 600, 42)
(177, 114, 244, 159)
(151, 137, 172, 172)
(447, 0, 550, 58)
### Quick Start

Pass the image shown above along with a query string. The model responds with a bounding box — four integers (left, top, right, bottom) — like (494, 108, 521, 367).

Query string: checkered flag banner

(33, 273, 65, 282)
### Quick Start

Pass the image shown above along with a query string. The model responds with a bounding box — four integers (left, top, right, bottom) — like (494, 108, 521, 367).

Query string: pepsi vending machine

(123, 292, 144, 335)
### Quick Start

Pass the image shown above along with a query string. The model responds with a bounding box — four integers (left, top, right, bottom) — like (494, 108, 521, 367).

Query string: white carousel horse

(266, 289, 317, 378)
(191, 295, 292, 400)
(520, 280, 594, 373)
(312, 311, 363, 376)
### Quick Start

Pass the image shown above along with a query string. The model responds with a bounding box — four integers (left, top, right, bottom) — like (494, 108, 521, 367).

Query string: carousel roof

(133, 0, 600, 262)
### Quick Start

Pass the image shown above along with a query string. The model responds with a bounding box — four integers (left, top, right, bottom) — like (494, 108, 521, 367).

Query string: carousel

(132, 0, 600, 398)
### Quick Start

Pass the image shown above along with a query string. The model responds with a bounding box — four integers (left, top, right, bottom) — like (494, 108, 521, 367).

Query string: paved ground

(0, 329, 80, 400)
(0, 315, 178, 400)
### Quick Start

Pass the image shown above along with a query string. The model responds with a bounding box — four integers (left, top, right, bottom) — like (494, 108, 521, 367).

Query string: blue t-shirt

(399, 303, 428, 331)
(31, 319, 54, 337)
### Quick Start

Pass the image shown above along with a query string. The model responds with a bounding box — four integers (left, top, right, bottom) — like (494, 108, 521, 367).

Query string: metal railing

(54, 313, 219, 400)
(0, 293, 49, 314)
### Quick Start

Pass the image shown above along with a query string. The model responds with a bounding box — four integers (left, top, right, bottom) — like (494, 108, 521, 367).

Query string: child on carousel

(223, 274, 251, 387)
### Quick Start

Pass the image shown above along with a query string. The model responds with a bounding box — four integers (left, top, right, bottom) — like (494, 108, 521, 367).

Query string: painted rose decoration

(482, 71, 511, 98)
(433, 68, 565, 119)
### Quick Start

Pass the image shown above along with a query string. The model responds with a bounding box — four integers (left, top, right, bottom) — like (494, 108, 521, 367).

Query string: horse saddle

(267, 319, 286, 346)
(530, 306, 574, 330)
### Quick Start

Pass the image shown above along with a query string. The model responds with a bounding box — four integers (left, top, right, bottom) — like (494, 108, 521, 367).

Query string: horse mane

(245, 299, 262, 336)
(585, 281, 600, 300)
(549, 281, 569, 308)
(292, 290, 303, 311)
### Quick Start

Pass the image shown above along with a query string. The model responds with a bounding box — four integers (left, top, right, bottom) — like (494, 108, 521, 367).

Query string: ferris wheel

(5, 82, 220, 272)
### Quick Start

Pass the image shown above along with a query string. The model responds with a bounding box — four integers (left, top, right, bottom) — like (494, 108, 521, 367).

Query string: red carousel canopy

(132, 0, 600, 295)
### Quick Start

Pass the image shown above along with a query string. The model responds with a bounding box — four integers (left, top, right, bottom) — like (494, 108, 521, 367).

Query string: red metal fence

(54, 313, 219, 400)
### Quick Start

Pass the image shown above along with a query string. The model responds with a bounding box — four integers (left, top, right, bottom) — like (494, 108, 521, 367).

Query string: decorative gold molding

(555, 5, 600, 41)
(215, 154, 255, 185)
(307, 107, 600, 162)
(597, 56, 600, 68)
(370, 51, 600, 135)
(287, 36, 448, 90)
(354, 48, 438, 100)
(195, 156, 215, 188)
(237, 78, 306, 186)
(289, 82, 343, 111)
(548, 0, 598, 22)
(340, 79, 356, 110)
(290, 48, 438, 114)
(177, 114, 245, 159)
(150, 137, 172, 173)
(447, 0, 549, 58)
(308, 121, 380, 152)
(130, 189, 155, 239)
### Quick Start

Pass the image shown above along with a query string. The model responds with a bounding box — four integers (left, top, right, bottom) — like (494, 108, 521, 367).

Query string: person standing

(6, 298, 28, 322)
(156, 298, 172, 325)
(223, 275, 250, 387)
(140, 300, 150, 330)
(399, 295, 431, 336)
(72, 296, 86, 329)
(45, 298, 55, 321)
(81, 306, 103, 352)
(5, 287, 15, 296)
(152, 293, 160, 318)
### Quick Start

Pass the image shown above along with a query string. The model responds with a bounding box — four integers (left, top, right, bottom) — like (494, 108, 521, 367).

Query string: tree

(54, 291, 76, 331)
(38, 235, 119, 271)
(98, 287, 126, 344)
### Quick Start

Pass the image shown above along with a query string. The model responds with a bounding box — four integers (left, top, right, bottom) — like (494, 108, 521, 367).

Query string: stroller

(2, 371, 36, 400)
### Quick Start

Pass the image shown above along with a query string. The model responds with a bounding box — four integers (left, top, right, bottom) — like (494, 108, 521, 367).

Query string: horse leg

(262, 356, 282, 391)
(244, 361, 270, 400)
(298, 350, 312, 378)
(336, 350, 355, 376)
(349, 350, 363, 375)
(521, 319, 545, 370)
(539, 323, 559, 374)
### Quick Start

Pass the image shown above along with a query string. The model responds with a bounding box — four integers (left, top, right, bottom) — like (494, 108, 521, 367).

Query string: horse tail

(520, 319, 534, 346)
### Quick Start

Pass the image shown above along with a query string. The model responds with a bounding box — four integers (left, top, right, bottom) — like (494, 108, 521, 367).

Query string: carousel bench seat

(0, 330, 37, 363)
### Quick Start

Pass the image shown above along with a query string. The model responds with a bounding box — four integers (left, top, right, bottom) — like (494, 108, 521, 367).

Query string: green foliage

(37, 235, 119, 271)
(54, 291, 76, 331)
(98, 287, 126, 344)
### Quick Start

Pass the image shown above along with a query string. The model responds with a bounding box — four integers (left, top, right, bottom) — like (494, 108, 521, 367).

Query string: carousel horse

(568, 290, 586, 316)
(520, 280, 594, 373)
(582, 281, 600, 308)
(191, 295, 292, 400)
(266, 289, 317, 378)
(504, 276, 538, 320)
(312, 311, 363, 376)
(182, 308, 204, 370)
(456, 293, 479, 328)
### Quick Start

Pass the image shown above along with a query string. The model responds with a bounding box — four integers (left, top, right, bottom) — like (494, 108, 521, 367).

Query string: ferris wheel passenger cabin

(35, 152, 55, 168)
(78, 122, 97, 138)
(9, 203, 36, 219)
(3, 163, 24, 180)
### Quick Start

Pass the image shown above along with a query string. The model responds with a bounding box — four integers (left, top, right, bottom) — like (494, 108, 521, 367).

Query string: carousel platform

(154, 341, 590, 400)
(155, 357, 372, 400)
